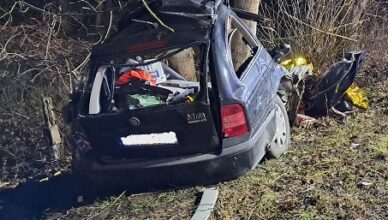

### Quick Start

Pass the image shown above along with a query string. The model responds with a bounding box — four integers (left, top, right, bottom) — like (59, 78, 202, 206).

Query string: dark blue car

(64, 0, 290, 189)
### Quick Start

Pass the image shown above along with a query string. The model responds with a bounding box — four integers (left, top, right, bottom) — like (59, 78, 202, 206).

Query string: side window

(226, 15, 258, 78)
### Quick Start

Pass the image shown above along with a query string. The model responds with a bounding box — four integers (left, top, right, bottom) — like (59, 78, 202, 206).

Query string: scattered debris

(191, 188, 219, 220)
(0, 182, 11, 188)
(37, 170, 62, 183)
(359, 179, 374, 187)
(280, 51, 369, 126)
(330, 106, 348, 123)
(296, 114, 318, 127)
(54, 171, 62, 177)
(39, 177, 49, 183)
(280, 56, 313, 124)
(350, 142, 360, 150)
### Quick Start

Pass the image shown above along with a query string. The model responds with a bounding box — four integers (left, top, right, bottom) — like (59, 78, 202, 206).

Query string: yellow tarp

(345, 84, 369, 110)
(280, 57, 314, 72)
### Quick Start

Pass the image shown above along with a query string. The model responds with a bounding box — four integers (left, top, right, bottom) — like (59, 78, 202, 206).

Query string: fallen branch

(86, 191, 126, 220)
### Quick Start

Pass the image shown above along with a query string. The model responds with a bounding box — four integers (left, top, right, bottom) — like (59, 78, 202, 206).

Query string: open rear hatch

(77, 45, 221, 159)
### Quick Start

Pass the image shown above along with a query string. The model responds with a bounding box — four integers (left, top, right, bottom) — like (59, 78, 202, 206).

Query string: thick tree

(167, 48, 197, 81)
(168, 0, 261, 81)
(231, 0, 261, 70)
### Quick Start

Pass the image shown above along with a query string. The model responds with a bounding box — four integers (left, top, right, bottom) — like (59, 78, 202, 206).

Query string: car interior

(84, 46, 212, 116)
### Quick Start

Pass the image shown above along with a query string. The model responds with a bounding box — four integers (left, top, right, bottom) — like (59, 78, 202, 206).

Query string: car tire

(267, 95, 291, 158)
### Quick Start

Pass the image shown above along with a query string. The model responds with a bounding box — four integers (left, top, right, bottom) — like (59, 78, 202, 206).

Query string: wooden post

(42, 97, 62, 160)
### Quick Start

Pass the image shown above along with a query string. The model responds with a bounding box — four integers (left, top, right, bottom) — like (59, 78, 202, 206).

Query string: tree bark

(231, 0, 261, 70)
(168, 1, 261, 81)
(167, 48, 197, 81)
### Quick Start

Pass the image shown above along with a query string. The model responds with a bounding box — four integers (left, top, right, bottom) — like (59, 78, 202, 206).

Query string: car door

(225, 13, 276, 133)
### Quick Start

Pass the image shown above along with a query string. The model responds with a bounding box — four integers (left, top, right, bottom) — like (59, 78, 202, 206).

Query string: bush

(258, 0, 384, 73)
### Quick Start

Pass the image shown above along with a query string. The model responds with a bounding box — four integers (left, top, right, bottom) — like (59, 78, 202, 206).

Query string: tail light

(221, 104, 249, 138)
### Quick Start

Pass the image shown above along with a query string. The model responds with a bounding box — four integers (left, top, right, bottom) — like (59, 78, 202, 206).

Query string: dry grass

(258, 0, 385, 73)
(361, 1, 388, 64)
(0, 1, 387, 219)
(45, 68, 388, 219)
(0, 16, 91, 184)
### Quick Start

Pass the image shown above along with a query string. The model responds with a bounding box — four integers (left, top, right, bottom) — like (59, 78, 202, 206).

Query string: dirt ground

(0, 64, 386, 219)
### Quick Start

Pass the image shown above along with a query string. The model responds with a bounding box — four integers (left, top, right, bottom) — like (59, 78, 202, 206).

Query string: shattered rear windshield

(84, 44, 210, 115)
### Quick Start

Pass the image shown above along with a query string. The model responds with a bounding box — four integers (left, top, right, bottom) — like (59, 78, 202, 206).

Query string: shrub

(258, 0, 382, 73)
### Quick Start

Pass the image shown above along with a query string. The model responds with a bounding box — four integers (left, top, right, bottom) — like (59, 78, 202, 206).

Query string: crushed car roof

(92, 0, 223, 62)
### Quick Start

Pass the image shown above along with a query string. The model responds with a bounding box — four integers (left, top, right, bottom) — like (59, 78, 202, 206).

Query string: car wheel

(267, 95, 291, 158)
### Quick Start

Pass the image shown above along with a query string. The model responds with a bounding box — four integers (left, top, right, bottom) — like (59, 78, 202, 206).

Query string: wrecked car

(63, 0, 290, 188)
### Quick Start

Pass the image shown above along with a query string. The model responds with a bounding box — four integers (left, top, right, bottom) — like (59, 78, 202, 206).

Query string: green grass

(371, 135, 388, 159)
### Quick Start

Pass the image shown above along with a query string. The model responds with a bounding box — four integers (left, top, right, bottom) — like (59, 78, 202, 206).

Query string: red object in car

(116, 69, 157, 86)
(221, 104, 249, 138)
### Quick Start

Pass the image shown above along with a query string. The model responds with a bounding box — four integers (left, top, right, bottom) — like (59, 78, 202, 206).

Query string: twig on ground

(86, 191, 126, 220)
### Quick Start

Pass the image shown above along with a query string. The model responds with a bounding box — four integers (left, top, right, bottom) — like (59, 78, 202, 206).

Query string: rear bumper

(73, 137, 266, 190)
(73, 109, 278, 191)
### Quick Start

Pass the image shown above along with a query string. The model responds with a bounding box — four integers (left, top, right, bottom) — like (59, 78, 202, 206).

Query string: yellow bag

(280, 57, 314, 72)
(345, 84, 369, 110)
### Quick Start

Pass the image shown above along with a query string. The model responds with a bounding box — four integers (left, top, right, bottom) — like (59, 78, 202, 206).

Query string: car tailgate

(79, 102, 220, 158)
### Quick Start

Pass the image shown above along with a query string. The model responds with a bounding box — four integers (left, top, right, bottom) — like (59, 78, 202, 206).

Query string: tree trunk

(167, 48, 197, 81)
(167, 1, 261, 81)
(231, 0, 261, 69)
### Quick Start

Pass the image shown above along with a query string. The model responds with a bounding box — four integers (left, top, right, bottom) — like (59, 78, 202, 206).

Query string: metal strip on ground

(191, 188, 219, 220)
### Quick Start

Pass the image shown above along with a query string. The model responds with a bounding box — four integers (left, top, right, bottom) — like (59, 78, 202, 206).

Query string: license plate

(120, 132, 178, 146)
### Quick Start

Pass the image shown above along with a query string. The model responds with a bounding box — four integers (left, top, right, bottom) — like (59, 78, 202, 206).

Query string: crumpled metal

(279, 57, 313, 124)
